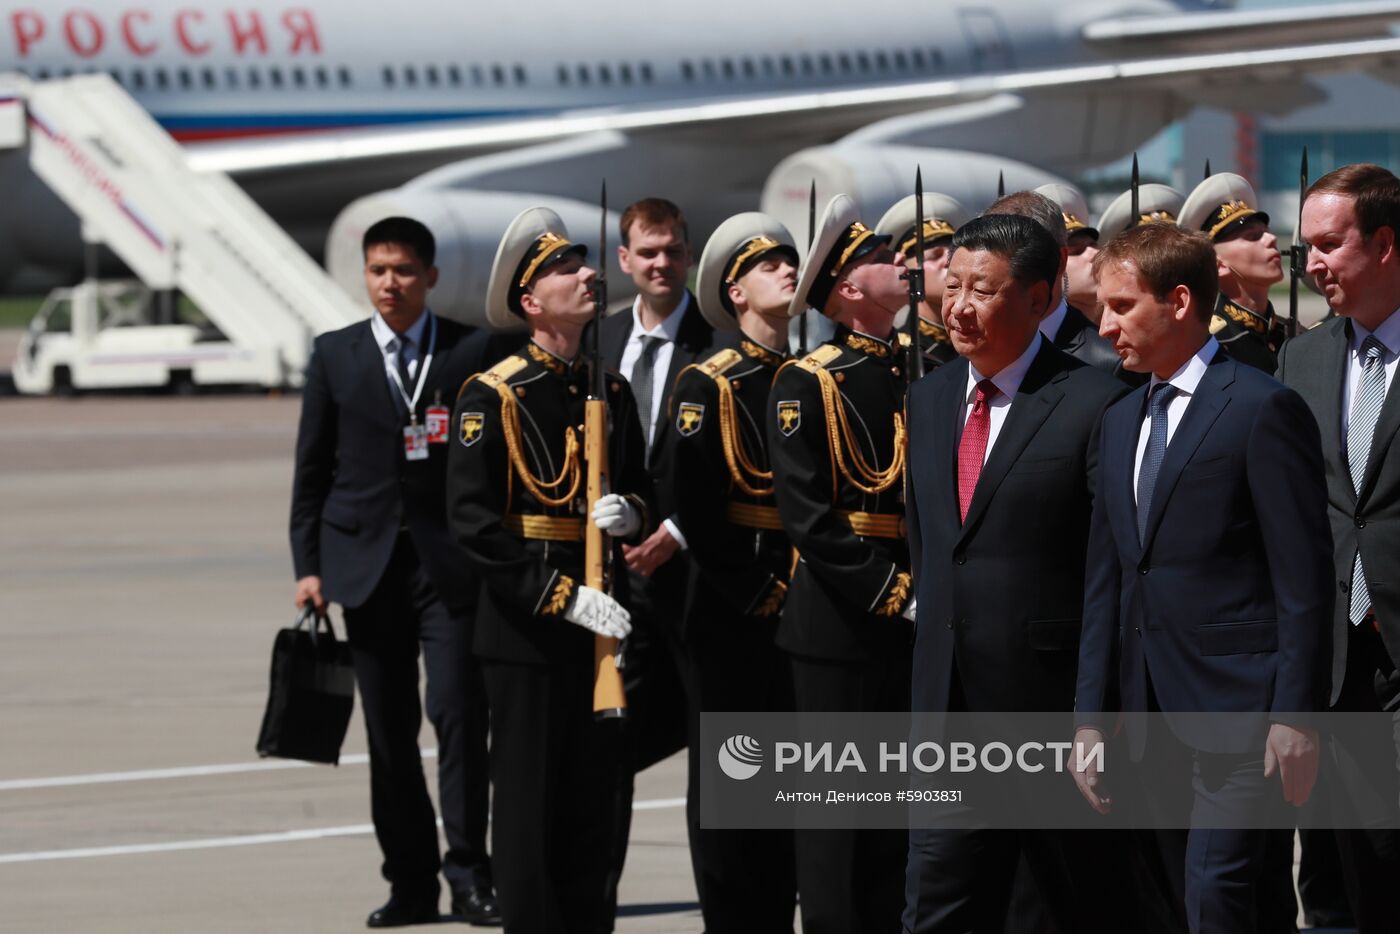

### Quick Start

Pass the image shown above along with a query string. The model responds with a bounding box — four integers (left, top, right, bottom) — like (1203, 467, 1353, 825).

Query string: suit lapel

(352, 322, 405, 430)
(958, 343, 1066, 541)
(601, 309, 632, 371)
(1310, 319, 1352, 505)
(1359, 335, 1400, 508)
(1140, 355, 1233, 550)
(929, 360, 969, 529)
(1113, 388, 1148, 558)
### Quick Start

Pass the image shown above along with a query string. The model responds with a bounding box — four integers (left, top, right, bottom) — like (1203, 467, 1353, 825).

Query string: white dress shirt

(619, 293, 693, 548)
(1133, 337, 1219, 502)
(958, 332, 1043, 465)
(1038, 297, 1068, 343)
(1341, 308, 1400, 449)
(619, 292, 691, 447)
(370, 308, 431, 399)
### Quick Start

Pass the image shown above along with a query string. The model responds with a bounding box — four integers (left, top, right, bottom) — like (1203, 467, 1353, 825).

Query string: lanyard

(386, 313, 437, 422)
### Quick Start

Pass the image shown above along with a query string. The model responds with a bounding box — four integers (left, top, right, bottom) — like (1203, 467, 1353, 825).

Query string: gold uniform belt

(725, 501, 784, 531)
(502, 514, 584, 541)
(836, 510, 905, 539)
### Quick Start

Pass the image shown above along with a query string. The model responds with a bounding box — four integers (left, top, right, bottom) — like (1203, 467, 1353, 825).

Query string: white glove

(592, 493, 641, 539)
(565, 585, 632, 639)
(902, 596, 918, 622)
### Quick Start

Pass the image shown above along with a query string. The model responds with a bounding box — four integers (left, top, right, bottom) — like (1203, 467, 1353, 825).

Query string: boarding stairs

(0, 72, 364, 386)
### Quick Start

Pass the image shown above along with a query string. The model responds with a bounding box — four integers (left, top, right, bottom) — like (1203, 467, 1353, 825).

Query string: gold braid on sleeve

(491, 381, 582, 508)
(714, 373, 775, 497)
(813, 367, 906, 495)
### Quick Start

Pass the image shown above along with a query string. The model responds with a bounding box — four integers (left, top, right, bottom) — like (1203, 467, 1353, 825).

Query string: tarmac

(0, 361, 704, 933)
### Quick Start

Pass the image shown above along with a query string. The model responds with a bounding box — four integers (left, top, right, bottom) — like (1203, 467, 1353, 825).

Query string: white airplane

(5, 0, 1400, 324)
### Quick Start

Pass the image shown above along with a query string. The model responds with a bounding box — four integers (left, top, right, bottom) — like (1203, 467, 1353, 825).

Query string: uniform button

(1135, 626, 1141, 634)
(568, 384, 579, 395)
(611, 381, 621, 393)
(834, 372, 845, 383)
(891, 366, 901, 376)
(515, 386, 527, 398)
(732, 380, 741, 389)
(1356, 516, 1366, 529)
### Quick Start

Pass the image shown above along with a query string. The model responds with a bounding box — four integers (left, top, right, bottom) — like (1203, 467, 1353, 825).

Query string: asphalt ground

(0, 385, 703, 934)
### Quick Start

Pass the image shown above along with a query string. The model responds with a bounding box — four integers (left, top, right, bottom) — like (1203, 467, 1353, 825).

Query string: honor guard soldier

(446, 208, 652, 934)
(875, 192, 970, 368)
(658, 212, 800, 932)
(1035, 183, 1102, 321)
(1096, 183, 1185, 242)
(1179, 172, 1287, 373)
(768, 194, 915, 934)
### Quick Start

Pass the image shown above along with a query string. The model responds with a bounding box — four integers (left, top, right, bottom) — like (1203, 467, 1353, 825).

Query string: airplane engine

(327, 188, 631, 328)
(761, 145, 1071, 254)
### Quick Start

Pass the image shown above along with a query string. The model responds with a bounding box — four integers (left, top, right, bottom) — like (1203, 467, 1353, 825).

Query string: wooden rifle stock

(586, 396, 626, 716)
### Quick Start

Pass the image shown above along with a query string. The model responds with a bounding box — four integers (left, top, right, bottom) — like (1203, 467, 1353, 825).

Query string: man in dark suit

(903, 213, 1131, 933)
(1073, 222, 1333, 934)
(1276, 162, 1400, 934)
(597, 198, 716, 775)
(986, 190, 1128, 380)
(289, 217, 504, 928)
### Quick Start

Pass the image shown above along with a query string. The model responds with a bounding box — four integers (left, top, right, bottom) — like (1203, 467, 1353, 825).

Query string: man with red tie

(903, 213, 1132, 932)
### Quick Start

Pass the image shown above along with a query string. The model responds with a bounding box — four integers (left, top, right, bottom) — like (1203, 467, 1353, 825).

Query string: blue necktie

(1137, 382, 1177, 542)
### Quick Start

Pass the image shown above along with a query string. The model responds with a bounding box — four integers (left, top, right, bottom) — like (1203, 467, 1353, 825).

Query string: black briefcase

(255, 607, 355, 765)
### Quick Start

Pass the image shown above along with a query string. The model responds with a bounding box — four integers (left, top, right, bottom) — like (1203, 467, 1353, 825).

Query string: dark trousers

(790, 651, 910, 934)
(482, 658, 624, 934)
(686, 620, 796, 934)
(342, 533, 490, 899)
(1329, 620, 1400, 934)
(1133, 719, 1295, 934)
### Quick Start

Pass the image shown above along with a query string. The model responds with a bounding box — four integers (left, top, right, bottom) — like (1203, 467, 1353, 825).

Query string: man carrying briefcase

(289, 217, 509, 928)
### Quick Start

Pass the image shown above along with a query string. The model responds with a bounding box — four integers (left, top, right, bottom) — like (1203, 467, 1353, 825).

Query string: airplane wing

(1083, 0, 1400, 52)
(190, 35, 1400, 179)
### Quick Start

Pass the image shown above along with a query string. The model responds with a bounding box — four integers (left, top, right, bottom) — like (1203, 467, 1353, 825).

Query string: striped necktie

(1348, 335, 1388, 626)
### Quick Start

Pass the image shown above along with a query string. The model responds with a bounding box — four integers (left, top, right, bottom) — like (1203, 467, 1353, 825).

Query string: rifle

(799, 179, 815, 355)
(997, 170, 1005, 199)
(903, 168, 926, 382)
(1204, 159, 1212, 180)
(588, 181, 626, 719)
(1288, 147, 1309, 340)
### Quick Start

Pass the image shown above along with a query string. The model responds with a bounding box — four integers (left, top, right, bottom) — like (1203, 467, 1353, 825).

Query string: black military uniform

(448, 341, 650, 934)
(768, 324, 913, 932)
(1210, 294, 1286, 374)
(918, 316, 959, 368)
(661, 329, 797, 931)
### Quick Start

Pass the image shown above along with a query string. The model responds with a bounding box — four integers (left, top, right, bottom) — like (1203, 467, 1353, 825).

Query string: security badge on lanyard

(390, 315, 438, 462)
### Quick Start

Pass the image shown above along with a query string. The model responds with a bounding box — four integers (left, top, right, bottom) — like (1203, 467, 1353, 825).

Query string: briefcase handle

(293, 605, 338, 646)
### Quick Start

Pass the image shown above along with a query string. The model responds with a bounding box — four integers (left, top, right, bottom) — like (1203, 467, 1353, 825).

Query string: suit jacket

(907, 340, 1126, 713)
(1054, 304, 1144, 387)
(1277, 317, 1400, 703)
(289, 314, 515, 611)
(1075, 350, 1333, 754)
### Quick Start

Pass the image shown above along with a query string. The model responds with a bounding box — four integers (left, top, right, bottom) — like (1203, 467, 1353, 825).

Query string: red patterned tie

(958, 379, 997, 523)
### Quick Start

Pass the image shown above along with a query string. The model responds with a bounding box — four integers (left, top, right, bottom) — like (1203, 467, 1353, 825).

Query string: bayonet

(799, 179, 815, 356)
(1204, 159, 1212, 180)
(904, 168, 926, 382)
(1288, 147, 1309, 340)
(1131, 154, 1140, 225)
(997, 170, 1005, 199)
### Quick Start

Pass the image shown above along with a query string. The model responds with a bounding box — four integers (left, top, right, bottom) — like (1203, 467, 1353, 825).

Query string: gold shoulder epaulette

(794, 344, 844, 374)
(697, 347, 744, 378)
(457, 353, 529, 400)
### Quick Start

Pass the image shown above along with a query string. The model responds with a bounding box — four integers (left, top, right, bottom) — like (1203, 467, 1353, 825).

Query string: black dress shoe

(451, 886, 502, 927)
(366, 892, 440, 928)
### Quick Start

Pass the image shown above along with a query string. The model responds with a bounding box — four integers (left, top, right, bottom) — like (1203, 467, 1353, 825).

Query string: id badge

(403, 423, 429, 461)
(425, 405, 450, 444)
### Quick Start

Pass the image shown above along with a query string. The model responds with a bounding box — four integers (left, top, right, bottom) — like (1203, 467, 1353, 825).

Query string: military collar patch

(844, 331, 892, 358)
(776, 399, 801, 436)
(459, 412, 485, 446)
(741, 339, 785, 367)
(677, 402, 705, 436)
(918, 318, 951, 344)
(1219, 299, 1268, 335)
(526, 341, 569, 375)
